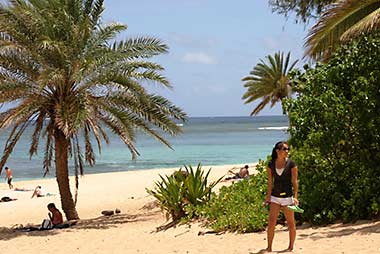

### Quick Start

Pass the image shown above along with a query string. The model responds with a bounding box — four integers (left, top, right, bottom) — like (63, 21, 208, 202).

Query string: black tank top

(268, 159, 296, 198)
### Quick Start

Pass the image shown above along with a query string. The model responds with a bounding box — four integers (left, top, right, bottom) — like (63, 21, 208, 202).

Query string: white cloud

(169, 33, 218, 49)
(182, 52, 217, 64)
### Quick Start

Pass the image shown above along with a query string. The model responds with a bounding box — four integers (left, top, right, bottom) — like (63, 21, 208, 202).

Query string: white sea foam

(258, 126, 288, 130)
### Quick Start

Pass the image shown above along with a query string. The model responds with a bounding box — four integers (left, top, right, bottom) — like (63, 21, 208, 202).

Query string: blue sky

(103, 0, 310, 117)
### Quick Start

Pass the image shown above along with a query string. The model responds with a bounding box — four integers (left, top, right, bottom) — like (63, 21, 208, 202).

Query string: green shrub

(285, 34, 380, 224)
(146, 163, 221, 221)
(196, 160, 269, 233)
(146, 171, 186, 220)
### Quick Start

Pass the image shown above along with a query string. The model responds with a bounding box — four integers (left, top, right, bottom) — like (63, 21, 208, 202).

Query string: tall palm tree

(0, 0, 186, 220)
(242, 51, 298, 116)
(305, 0, 380, 60)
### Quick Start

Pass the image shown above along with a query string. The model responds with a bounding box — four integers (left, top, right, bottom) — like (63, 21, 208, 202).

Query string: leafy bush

(285, 34, 380, 224)
(196, 160, 269, 233)
(146, 164, 221, 221)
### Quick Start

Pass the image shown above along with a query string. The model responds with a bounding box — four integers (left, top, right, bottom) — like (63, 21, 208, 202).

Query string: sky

(102, 0, 310, 117)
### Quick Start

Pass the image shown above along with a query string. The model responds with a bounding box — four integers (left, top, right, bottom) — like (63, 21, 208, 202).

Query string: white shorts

(270, 195, 293, 206)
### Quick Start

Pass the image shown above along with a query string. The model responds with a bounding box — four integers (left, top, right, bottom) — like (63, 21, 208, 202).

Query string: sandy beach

(1, 164, 379, 253)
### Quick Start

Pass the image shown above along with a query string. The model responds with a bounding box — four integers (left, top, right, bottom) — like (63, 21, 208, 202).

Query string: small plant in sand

(146, 164, 221, 222)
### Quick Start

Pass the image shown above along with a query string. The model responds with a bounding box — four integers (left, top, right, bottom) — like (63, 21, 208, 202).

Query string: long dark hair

(271, 141, 288, 163)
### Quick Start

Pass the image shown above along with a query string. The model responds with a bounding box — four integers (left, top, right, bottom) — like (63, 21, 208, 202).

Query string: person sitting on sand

(39, 203, 64, 230)
(225, 165, 250, 181)
(31, 185, 45, 198)
(48, 203, 63, 226)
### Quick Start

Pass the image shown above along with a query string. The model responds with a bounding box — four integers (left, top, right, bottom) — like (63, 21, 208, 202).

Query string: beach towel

(14, 221, 75, 232)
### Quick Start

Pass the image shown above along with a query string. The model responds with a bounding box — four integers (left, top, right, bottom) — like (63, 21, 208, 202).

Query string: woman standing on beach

(265, 141, 299, 252)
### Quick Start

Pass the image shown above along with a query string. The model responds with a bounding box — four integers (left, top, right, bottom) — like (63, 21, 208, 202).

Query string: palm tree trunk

(54, 128, 79, 220)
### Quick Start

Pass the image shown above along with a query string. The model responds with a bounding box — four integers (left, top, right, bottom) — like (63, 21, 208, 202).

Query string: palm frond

(242, 51, 298, 115)
(43, 121, 54, 176)
(250, 96, 272, 116)
(29, 111, 47, 157)
(88, 23, 127, 48)
(90, 0, 104, 27)
(112, 37, 169, 59)
(83, 125, 95, 166)
(305, 0, 380, 60)
(0, 121, 29, 171)
(341, 7, 380, 41)
(100, 115, 140, 159)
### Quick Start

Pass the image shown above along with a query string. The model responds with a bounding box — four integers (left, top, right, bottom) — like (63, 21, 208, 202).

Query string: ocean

(0, 116, 289, 180)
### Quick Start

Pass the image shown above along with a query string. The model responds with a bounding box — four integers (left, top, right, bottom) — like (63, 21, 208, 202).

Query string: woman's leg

(267, 202, 281, 251)
(283, 207, 296, 251)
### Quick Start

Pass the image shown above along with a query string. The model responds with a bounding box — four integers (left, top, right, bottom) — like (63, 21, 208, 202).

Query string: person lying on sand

(14, 187, 33, 191)
(224, 165, 250, 181)
(0, 196, 17, 202)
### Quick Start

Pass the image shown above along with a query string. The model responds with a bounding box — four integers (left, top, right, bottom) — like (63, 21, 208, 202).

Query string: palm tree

(0, 0, 186, 220)
(242, 51, 298, 116)
(305, 0, 380, 60)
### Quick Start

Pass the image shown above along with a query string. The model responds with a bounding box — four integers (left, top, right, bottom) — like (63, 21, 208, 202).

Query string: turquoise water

(1, 116, 289, 180)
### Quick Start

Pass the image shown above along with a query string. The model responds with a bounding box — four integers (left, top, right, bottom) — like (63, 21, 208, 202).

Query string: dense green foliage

(147, 164, 220, 221)
(285, 35, 380, 224)
(196, 160, 269, 233)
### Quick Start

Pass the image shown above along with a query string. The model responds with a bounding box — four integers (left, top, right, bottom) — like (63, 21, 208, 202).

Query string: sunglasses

(279, 147, 290, 151)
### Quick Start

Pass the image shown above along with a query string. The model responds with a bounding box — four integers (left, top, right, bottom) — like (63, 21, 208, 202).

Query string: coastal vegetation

(241, 51, 298, 115)
(147, 161, 270, 233)
(270, 0, 380, 60)
(0, 0, 186, 220)
(147, 1, 380, 230)
(197, 160, 269, 233)
(147, 164, 220, 223)
(195, 1, 380, 231)
(267, 0, 380, 224)
(286, 34, 380, 224)
(0, 0, 378, 237)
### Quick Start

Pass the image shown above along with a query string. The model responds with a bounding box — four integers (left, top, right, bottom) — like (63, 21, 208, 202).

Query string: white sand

(0, 164, 379, 253)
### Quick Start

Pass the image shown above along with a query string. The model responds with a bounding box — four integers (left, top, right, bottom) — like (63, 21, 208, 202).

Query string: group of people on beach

(2, 164, 51, 198)
(1, 166, 63, 229)
(1, 141, 299, 251)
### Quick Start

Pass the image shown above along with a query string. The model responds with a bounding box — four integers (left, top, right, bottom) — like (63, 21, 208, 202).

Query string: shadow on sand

(297, 220, 380, 241)
(0, 210, 160, 241)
